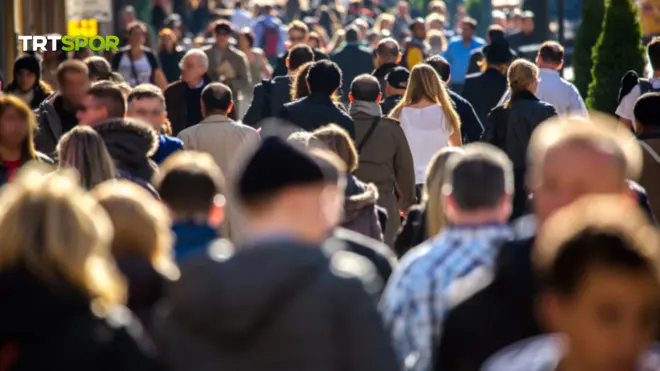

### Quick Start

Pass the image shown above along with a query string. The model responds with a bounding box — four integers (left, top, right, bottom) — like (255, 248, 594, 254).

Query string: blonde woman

(484, 58, 557, 219)
(0, 169, 159, 368)
(374, 13, 395, 34)
(394, 147, 463, 257)
(93, 180, 178, 332)
(389, 64, 461, 193)
(58, 126, 118, 190)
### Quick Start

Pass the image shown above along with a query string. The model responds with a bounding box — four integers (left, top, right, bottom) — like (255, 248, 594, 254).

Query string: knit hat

(484, 39, 515, 65)
(386, 67, 410, 90)
(237, 136, 340, 204)
(13, 54, 42, 81)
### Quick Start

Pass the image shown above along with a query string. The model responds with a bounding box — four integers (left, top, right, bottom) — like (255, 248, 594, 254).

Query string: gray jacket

(154, 238, 399, 371)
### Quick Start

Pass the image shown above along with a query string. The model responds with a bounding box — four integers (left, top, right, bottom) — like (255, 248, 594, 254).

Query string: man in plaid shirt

(380, 143, 514, 371)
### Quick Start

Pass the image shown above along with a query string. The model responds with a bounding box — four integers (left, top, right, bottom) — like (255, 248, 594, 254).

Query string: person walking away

(157, 28, 185, 84)
(373, 38, 403, 95)
(425, 56, 483, 143)
(461, 38, 514, 125)
(617, 37, 660, 132)
(153, 136, 399, 371)
(394, 147, 463, 258)
(57, 126, 119, 190)
(165, 49, 212, 135)
(177, 83, 259, 243)
(203, 20, 252, 117)
(506, 11, 535, 55)
(252, 3, 288, 66)
(0, 96, 52, 187)
(348, 74, 416, 247)
(483, 59, 557, 219)
(279, 60, 355, 138)
(84, 56, 114, 83)
(331, 26, 374, 103)
(435, 118, 649, 371)
(482, 196, 660, 371)
(467, 25, 513, 75)
(154, 151, 228, 262)
(4, 54, 52, 109)
(633, 92, 660, 224)
(271, 20, 329, 77)
(35, 60, 90, 156)
(380, 66, 409, 116)
(92, 181, 178, 335)
(392, 1, 412, 42)
(389, 64, 461, 198)
(443, 17, 485, 93)
(127, 84, 183, 164)
(111, 22, 168, 90)
(237, 28, 273, 117)
(0, 169, 161, 370)
(77, 82, 127, 126)
(381, 143, 514, 371)
(243, 45, 314, 127)
(402, 19, 430, 71)
(231, 0, 254, 30)
(498, 41, 587, 118)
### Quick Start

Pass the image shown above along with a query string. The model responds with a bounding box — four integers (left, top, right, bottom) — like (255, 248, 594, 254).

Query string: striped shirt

(380, 224, 513, 371)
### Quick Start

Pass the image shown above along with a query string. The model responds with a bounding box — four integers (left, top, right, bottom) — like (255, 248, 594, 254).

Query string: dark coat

(243, 75, 294, 128)
(448, 90, 483, 144)
(0, 265, 161, 371)
(272, 47, 329, 77)
(331, 44, 375, 101)
(638, 129, 660, 223)
(394, 203, 427, 258)
(94, 118, 160, 183)
(483, 91, 556, 219)
(0, 152, 52, 188)
(462, 68, 509, 126)
(380, 94, 402, 116)
(372, 63, 400, 95)
(164, 74, 212, 136)
(154, 238, 399, 371)
(467, 47, 485, 75)
(35, 93, 76, 157)
(279, 93, 356, 139)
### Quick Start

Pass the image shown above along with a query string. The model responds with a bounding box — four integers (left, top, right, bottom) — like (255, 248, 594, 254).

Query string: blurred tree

(587, 0, 645, 113)
(572, 0, 605, 98)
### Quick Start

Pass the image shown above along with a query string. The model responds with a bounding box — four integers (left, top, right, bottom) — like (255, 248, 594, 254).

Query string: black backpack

(619, 70, 660, 104)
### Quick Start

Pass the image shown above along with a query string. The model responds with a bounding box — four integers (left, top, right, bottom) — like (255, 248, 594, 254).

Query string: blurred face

(128, 97, 165, 131)
(461, 22, 476, 39)
(16, 69, 37, 92)
(289, 30, 306, 46)
(523, 18, 535, 34)
(122, 12, 136, 26)
(237, 33, 250, 50)
(382, 19, 393, 31)
(398, 2, 408, 17)
(160, 34, 175, 50)
(510, 15, 522, 29)
(413, 24, 426, 40)
(307, 38, 320, 49)
(59, 71, 90, 106)
(548, 268, 660, 371)
(77, 95, 109, 126)
(180, 54, 207, 84)
(532, 144, 626, 225)
(0, 107, 28, 149)
(215, 30, 231, 48)
(128, 27, 146, 46)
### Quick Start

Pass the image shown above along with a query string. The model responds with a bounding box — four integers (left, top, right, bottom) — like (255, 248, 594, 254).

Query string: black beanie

(237, 136, 340, 204)
(13, 54, 42, 81)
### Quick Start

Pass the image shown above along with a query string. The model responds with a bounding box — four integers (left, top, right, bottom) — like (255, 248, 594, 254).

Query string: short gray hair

(180, 48, 209, 70)
(442, 143, 513, 211)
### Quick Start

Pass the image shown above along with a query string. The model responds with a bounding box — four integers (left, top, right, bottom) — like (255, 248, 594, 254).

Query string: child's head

(633, 92, 660, 130)
(537, 195, 660, 371)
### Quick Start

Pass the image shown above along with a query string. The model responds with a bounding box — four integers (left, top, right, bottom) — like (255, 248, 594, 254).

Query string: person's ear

(201, 100, 207, 117)
(396, 52, 402, 64)
(442, 192, 457, 222)
(535, 55, 542, 67)
(446, 75, 451, 84)
(348, 92, 354, 103)
(209, 194, 226, 226)
(376, 92, 382, 102)
(539, 291, 564, 332)
(557, 60, 564, 71)
(227, 102, 234, 114)
(306, 81, 311, 91)
(286, 58, 290, 68)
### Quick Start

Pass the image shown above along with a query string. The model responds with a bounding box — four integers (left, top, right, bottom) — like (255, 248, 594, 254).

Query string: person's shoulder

(464, 71, 484, 83)
(448, 89, 469, 104)
(332, 227, 395, 262)
(379, 116, 400, 126)
(482, 335, 560, 371)
(162, 134, 184, 147)
(474, 36, 486, 45)
(324, 238, 384, 296)
(164, 79, 185, 93)
(36, 151, 54, 164)
(200, 44, 213, 53)
(228, 45, 248, 59)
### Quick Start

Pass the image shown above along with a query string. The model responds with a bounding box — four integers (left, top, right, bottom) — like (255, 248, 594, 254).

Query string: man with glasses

(128, 84, 183, 164)
(272, 20, 329, 77)
(203, 20, 251, 119)
(76, 81, 126, 126)
(164, 48, 212, 135)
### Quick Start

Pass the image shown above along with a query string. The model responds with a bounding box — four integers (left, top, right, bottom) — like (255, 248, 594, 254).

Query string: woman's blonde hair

(0, 167, 126, 310)
(389, 64, 461, 135)
(57, 126, 117, 190)
(374, 13, 395, 33)
(424, 147, 463, 238)
(92, 180, 179, 281)
(504, 59, 539, 108)
(312, 124, 359, 172)
(0, 95, 39, 161)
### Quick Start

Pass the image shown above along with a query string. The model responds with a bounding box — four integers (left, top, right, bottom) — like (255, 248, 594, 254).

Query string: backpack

(619, 70, 660, 104)
(260, 22, 280, 58)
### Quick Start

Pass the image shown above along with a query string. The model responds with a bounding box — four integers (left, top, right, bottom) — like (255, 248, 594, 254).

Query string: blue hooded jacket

(151, 133, 183, 164)
(172, 222, 219, 263)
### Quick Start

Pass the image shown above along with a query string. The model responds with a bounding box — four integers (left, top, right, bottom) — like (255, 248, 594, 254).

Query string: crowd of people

(2, 0, 660, 370)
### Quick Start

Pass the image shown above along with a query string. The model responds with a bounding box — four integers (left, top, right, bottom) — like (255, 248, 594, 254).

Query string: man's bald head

(350, 74, 381, 102)
(376, 38, 401, 64)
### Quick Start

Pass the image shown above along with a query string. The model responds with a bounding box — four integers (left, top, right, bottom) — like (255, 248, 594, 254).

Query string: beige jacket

(178, 114, 260, 243)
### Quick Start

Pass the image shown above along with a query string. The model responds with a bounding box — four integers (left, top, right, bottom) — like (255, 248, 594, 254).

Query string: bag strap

(357, 116, 380, 153)
(640, 140, 660, 165)
(128, 54, 140, 86)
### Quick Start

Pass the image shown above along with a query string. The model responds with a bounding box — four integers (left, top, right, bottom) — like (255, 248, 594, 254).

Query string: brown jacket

(202, 44, 251, 96)
(351, 110, 416, 247)
(639, 137, 660, 221)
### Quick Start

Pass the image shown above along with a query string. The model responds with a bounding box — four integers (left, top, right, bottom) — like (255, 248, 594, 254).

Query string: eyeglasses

(134, 108, 165, 117)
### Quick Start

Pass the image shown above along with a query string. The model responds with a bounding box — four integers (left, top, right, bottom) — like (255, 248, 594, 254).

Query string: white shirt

(499, 68, 588, 117)
(616, 77, 660, 121)
(117, 53, 152, 87)
(231, 9, 254, 30)
(400, 105, 453, 184)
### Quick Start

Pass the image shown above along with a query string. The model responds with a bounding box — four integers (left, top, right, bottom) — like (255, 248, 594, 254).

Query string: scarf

(348, 100, 382, 117)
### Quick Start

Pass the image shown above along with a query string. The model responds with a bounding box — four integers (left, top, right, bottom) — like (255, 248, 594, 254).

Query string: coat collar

(511, 90, 540, 102)
(305, 92, 336, 106)
(200, 114, 233, 124)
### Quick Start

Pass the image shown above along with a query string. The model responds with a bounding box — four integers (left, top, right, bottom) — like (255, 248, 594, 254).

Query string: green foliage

(586, 0, 646, 113)
(572, 0, 605, 98)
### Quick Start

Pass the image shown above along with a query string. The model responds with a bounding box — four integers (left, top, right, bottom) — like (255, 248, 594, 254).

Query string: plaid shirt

(379, 224, 513, 371)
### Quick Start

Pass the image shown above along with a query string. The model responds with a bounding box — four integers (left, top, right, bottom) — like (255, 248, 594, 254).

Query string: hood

(166, 240, 328, 343)
(0, 265, 91, 340)
(343, 177, 379, 224)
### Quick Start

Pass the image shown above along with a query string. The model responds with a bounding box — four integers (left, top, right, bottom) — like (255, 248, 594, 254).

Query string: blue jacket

(172, 222, 219, 263)
(151, 134, 183, 164)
